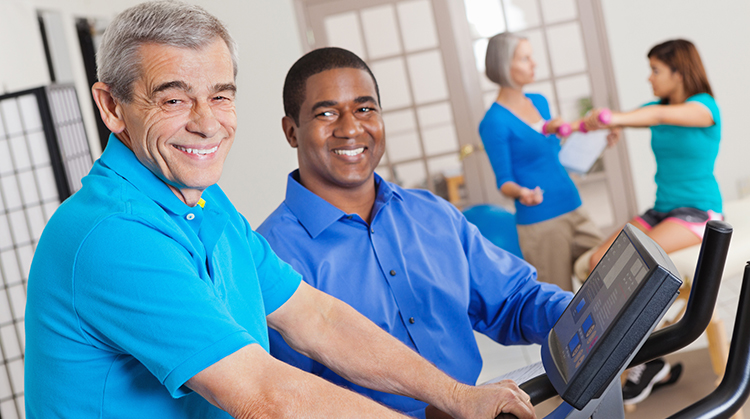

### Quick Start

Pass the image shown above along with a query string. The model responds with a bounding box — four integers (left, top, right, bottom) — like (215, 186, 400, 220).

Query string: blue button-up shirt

(258, 171, 572, 417)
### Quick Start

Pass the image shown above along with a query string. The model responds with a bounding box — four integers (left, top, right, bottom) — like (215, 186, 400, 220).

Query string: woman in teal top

(585, 39, 722, 273)
(479, 32, 605, 291)
(582, 39, 721, 406)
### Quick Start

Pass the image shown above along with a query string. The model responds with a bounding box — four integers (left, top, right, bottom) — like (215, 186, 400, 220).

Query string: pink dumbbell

(579, 108, 612, 133)
(542, 121, 572, 137)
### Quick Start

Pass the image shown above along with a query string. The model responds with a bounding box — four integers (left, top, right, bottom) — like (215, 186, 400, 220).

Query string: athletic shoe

(622, 358, 671, 405)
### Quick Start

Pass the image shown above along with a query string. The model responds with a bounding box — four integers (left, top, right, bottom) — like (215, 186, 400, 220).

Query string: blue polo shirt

(25, 135, 302, 418)
(258, 171, 572, 418)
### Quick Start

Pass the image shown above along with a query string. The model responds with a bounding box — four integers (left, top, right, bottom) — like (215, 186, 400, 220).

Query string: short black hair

(283, 47, 380, 125)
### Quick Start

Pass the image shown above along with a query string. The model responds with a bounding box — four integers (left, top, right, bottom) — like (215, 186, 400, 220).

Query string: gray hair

(96, 1, 238, 102)
(485, 32, 526, 88)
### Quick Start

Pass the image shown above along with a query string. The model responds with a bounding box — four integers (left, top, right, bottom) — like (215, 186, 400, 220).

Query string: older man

(258, 47, 573, 419)
(24, 2, 535, 419)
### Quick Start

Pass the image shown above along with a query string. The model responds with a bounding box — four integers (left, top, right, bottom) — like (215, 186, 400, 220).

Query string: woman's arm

(583, 102, 714, 131)
(501, 181, 543, 206)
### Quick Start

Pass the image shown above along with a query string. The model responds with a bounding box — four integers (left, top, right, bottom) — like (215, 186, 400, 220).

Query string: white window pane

(464, 0, 506, 38)
(393, 160, 427, 189)
(0, 365, 11, 400)
(429, 154, 463, 179)
(1, 249, 21, 283)
(525, 81, 557, 117)
(556, 74, 592, 121)
(479, 71, 498, 93)
(1, 100, 23, 136)
(1, 325, 20, 359)
(504, 0, 540, 32)
(8, 284, 25, 320)
(473, 37, 489, 74)
(0, 215, 11, 249)
(0, 400, 18, 419)
(407, 50, 449, 104)
(383, 109, 417, 134)
(36, 166, 59, 201)
(8, 359, 23, 395)
(25, 205, 45, 241)
(44, 201, 59, 222)
(546, 23, 587, 76)
(15, 321, 24, 355)
(387, 131, 422, 162)
(0, 290, 11, 324)
(417, 102, 453, 129)
(0, 140, 13, 175)
(370, 58, 412, 110)
(324, 12, 366, 59)
(18, 95, 42, 131)
(8, 211, 28, 245)
(518, 29, 549, 81)
(362, 5, 401, 60)
(27, 131, 50, 166)
(397, 0, 438, 52)
(1, 176, 21, 210)
(9, 136, 31, 171)
(18, 172, 39, 205)
(375, 166, 392, 182)
(422, 124, 458, 155)
(541, 0, 577, 24)
(16, 245, 33, 283)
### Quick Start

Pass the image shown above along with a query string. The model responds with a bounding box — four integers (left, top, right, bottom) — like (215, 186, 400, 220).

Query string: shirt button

(390, 270, 396, 276)
(370, 228, 375, 234)
(409, 317, 415, 324)
(186, 213, 195, 221)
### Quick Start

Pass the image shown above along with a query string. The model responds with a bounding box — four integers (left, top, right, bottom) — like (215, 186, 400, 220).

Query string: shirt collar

(284, 169, 402, 239)
(99, 133, 202, 215)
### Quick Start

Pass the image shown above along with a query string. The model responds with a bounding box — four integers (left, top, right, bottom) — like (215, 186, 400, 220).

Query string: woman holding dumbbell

(585, 39, 722, 273)
(479, 32, 605, 291)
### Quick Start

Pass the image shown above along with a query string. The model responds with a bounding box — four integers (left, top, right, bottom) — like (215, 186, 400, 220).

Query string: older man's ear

(92, 82, 126, 134)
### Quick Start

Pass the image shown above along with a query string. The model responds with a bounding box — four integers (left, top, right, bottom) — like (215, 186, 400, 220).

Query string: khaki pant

(517, 208, 602, 292)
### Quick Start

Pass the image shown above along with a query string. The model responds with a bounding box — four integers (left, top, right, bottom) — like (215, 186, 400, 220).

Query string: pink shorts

(634, 207, 723, 239)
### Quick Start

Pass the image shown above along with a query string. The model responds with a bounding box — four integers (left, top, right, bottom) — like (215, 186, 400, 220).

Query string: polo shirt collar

(99, 134, 201, 215)
(284, 169, 402, 239)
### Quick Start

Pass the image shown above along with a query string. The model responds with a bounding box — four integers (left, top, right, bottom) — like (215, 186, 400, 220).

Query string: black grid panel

(0, 84, 93, 419)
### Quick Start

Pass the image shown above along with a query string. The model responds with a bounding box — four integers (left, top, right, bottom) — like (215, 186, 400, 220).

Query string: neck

(669, 87, 688, 104)
(169, 184, 203, 207)
(496, 85, 526, 106)
(298, 173, 378, 224)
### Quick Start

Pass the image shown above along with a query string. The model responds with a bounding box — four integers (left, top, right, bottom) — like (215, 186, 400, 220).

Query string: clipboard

(558, 131, 608, 174)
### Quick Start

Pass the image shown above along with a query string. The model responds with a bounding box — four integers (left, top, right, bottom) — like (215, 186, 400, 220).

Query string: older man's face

(117, 38, 237, 205)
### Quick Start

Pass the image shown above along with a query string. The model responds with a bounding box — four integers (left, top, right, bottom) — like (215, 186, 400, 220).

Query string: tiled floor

(475, 268, 747, 416)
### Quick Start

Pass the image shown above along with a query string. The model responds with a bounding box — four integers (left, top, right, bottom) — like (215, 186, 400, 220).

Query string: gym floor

(475, 268, 747, 418)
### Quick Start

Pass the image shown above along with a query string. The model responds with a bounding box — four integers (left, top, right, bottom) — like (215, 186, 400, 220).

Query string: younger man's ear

(281, 115, 299, 148)
(91, 82, 126, 134)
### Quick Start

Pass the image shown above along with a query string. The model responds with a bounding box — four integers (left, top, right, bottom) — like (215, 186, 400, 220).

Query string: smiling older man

(24, 2, 535, 419)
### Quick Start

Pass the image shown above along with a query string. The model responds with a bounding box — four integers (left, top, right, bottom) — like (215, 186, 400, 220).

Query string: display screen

(551, 231, 650, 382)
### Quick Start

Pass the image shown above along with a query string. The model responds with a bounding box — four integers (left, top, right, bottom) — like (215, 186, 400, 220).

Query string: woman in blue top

(584, 39, 722, 273)
(479, 32, 605, 291)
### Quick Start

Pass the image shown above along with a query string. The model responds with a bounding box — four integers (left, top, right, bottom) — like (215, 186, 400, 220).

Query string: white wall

(0, 0, 302, 227)
(601, 0, 750, 212)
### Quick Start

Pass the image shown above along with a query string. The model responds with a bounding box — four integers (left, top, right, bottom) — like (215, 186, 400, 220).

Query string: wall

(601, 0, 750, 212)
(0, 0, 302, 227)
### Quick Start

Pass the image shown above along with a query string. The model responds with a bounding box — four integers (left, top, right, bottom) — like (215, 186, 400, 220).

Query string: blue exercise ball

(463, 204, 523, 259)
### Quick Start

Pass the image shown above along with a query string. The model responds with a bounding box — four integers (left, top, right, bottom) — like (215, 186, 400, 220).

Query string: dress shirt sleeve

(479, 109, 516, 189)
(460, 211, 573, 345)
(73, 216, 259, 398)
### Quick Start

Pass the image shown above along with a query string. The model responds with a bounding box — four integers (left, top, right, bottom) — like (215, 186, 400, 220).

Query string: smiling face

(112, 38, 237, 206)
(648, 56, 683, 100)
(283, 67, 385, 198)
(509, 39, 536, 87)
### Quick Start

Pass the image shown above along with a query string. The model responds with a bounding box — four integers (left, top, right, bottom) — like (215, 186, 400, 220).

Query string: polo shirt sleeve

(246, 225, 303, 315)
(458, 210, 573, 345)
(73, 215, 260, 398)
(480, 107, 516, 188)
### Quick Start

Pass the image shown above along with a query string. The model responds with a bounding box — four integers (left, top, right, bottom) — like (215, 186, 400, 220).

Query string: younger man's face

(284, 68, 385, 195)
